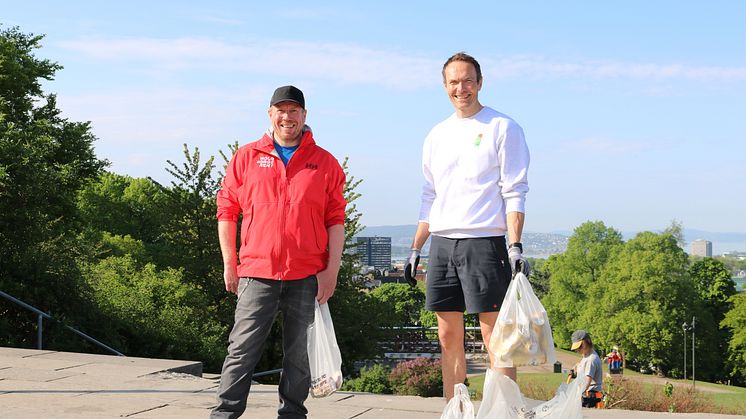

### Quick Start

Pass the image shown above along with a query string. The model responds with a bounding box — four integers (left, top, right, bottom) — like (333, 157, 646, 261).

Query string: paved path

(1, 347, 742, 418)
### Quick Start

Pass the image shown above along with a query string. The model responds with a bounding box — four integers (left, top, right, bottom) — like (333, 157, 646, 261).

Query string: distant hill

(357, 225, 568, 259)
(358, 225, 746, 258)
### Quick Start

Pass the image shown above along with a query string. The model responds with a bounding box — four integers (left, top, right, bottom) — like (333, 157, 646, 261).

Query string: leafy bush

(370, 283, 425, 326)
(82, 255, 227, 371)
(341, 364, 392, 394)
(604, 376, 715, 413)
(389, 357, 443, 397)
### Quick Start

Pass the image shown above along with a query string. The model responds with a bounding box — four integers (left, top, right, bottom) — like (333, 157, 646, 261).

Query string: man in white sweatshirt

(404, 52, 530, 400)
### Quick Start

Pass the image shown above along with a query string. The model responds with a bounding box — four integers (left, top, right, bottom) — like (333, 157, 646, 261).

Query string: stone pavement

(1, 347, 742, 418)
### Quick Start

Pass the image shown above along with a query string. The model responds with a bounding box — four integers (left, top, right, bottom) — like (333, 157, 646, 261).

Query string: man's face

(269, 101, 306, 145)
(443, 60, 482, 116)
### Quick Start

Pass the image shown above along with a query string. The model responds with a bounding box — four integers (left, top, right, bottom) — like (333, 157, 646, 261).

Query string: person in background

(212, 85, 346, 419)
(606, 346, 623, 374)
(404, 52, 531, 400)
(569, 329, 604, 408)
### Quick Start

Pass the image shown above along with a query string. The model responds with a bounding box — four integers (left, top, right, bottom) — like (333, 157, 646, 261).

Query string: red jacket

(216, 129, 346, 280)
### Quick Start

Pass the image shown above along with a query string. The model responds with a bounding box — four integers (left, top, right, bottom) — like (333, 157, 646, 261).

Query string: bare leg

(437, 311, 465, 400)
(479, 311, 516, 381)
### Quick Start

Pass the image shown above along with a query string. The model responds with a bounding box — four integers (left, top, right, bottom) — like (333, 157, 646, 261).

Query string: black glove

(403, 249, 420, 287)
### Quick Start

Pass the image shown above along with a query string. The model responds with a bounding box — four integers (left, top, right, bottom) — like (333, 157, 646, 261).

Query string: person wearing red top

(212, 86, 346, 419)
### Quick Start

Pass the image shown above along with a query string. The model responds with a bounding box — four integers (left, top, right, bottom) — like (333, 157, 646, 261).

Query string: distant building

(691, 239, 712, 257)
(356, 236, 392, 270)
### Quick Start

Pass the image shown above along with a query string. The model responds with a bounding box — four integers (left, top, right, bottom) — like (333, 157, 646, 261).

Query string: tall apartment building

(691, 239, 712, 257)
(356, 236, 392, 270)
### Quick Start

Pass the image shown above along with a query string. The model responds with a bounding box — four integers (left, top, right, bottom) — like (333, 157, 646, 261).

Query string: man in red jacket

(211, 85, 346, 419)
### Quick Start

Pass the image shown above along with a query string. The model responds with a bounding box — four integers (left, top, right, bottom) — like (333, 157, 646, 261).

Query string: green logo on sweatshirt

(473, 133, 482, 146)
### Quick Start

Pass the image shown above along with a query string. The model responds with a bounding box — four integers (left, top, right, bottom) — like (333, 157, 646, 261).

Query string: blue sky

(4, 1, 746, 237)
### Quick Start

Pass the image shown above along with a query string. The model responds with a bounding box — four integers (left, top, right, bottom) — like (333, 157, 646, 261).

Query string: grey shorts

(425, 235, 511, 314)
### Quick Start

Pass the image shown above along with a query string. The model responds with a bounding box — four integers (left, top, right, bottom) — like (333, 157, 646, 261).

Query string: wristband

(509, 242, 523, 252)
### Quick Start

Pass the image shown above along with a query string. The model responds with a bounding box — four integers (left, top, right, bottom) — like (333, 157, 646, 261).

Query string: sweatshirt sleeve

(497, 120, 530, 213)
(417, 133, 435, 223)
(324, 158, 347, 227)
(216, 149, 243, 222)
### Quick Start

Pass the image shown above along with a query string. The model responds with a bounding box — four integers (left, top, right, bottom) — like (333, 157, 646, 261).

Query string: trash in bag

(441, 383, 475, 419)
(489, 272, 556, 368)
(307, 301, 343, 398)
(476, 369, 583, 419)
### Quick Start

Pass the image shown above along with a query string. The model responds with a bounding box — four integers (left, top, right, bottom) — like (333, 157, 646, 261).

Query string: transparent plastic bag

(476, 369, 524, 419)
(307, 301, 343, 398)
(476, 369, 583, 419)
(489, 272, 556, 368)
(530, 375, 584, 419)
(440, 383, 475, 419)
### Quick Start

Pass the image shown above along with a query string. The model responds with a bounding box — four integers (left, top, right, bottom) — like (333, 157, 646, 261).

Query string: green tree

(588, 231, 716, 377)
(370, 283, 426, 327)
(689, 258, 737, 316)
(721, 293, 746, 385)
(1, 26, 106, 349)
(77, 172, 169, 259)
(542, 221, 623, 347)
(662, 219, 685, 249)
(82, 255, 226, 371)
(160, 144, 222, 298)
(688, 258, 736, 381)
(328, 158, 390, 374)
(528, 257, 550, 299)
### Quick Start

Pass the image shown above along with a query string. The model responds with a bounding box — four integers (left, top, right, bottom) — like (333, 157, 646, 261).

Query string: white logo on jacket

(256, 156, 274, 168)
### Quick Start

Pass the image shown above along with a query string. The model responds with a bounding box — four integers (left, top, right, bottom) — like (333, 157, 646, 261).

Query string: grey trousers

(211, 276, 318, 419)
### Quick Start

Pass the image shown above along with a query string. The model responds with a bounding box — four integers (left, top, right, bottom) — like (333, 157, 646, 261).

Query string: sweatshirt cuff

(504, 196, 525, 214)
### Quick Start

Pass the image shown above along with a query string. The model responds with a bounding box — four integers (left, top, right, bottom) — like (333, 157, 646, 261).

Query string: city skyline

(4, 1, 746, 235)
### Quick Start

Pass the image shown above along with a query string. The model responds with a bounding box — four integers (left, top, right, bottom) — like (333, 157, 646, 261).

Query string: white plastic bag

(530, 377, 584, 419)
(476, 369, 525, 419)
(476, 369, 582, 419)
(489, 272, 556, 368)
(307, 301, 343, 398)
(440, 383, 475, 419)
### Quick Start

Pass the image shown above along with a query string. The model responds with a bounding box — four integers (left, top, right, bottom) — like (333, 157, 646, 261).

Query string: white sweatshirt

(418, 106, 529, 238)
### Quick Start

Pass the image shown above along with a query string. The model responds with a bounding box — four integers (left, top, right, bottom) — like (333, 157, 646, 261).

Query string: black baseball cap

(270, 85, 305, 108)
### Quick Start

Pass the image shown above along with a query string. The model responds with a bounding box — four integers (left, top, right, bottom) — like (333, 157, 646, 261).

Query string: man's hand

(316, 267, 338, 305)
(224, 264, 239, 294)
(403, 249, 421, 287)
(508, 245, 531, 277)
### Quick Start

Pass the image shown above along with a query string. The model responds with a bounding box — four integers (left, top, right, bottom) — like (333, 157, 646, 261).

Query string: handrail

(384, 325, 485, 354)
(0, 290, 124, 356)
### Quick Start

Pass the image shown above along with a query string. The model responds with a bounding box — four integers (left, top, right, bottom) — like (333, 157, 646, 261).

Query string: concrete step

(0, 347, 741, 418)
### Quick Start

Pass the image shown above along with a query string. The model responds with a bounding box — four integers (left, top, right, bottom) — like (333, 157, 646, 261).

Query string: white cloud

(56, 85, 269, 181)
(484, 55, 746, 82)
(57, 37, 746, 90)
(57, 37, 441, 89)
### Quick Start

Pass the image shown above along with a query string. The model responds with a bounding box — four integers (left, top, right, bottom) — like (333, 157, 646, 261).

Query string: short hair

(582, 335, 594, 349)
(442, 52, 482, 84)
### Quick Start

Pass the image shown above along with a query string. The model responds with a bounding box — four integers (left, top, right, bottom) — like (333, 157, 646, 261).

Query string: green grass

(466, 372, 567, 401)
(465, 348, 746, 413)
(673, 380, 746, 413)
(466, 369, 746, 414)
